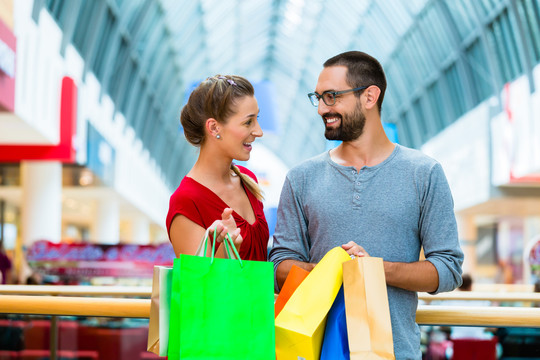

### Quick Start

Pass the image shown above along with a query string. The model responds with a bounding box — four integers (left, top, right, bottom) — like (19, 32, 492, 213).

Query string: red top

(166, 165, 269, 261)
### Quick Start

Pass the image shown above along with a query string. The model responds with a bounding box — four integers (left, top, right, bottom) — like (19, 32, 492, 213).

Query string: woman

(166, 75, 269, 261)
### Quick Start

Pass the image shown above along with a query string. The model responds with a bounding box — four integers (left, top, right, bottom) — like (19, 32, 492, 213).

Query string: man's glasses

(307, 86, 368, 107)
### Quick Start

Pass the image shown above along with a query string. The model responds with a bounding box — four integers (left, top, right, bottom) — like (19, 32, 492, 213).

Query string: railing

(0, 295, 149, 318)
(418, 291, 540, 303)
(0, 285, 152, 297)
(1, 285, 539, 309)
(1, 293, 540, 359)
(3, 285, 540, 304)
(1, 295, 540, 327)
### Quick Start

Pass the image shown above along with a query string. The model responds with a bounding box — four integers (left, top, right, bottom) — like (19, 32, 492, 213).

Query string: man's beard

(324, 103, 366, 142)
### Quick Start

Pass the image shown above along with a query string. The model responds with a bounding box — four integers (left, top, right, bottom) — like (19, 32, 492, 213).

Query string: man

(269, 51, 463, 359)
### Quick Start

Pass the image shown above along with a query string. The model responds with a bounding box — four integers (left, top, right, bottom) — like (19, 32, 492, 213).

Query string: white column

(129, 213, 150, 245)
(21, 161, 62, 245)
(92, 197, 120, 244)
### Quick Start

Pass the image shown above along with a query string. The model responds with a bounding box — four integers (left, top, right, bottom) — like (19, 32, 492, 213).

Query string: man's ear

(364, 86, 381, 111)
(205, 118, 220, 137)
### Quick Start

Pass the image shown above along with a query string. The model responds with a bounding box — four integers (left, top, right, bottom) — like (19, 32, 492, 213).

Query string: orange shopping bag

(275, 247, 351, 360)
(274, 265, 310, 318)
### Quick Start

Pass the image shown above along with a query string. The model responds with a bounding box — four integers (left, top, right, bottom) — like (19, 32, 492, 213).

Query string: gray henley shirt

(269, 144, 463, 360)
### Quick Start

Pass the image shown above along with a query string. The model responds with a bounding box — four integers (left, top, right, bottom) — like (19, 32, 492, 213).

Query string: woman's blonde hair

(181, 74, 264, 201)
(231, 164, 264, 201)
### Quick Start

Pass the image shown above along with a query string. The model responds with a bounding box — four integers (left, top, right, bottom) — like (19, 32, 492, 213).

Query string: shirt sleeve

(268, 174, 312, 292)
(419, 162, 464, 294)
(166, 190, 205, 240)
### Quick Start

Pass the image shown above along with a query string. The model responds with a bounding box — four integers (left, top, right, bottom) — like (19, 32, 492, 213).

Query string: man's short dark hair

(324, 51, 387, 114)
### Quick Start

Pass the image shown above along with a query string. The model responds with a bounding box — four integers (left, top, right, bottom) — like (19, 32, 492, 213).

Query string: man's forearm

(276, 259, 316, 290)
(384, 260, 439, 292)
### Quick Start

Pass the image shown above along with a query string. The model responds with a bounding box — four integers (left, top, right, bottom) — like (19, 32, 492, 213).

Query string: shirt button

(355, 195, 360, 199)
(351, 170, 356, 175)
(356, 182, 361, 186)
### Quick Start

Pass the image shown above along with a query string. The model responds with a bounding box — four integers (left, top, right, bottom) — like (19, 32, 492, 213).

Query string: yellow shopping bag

(275, 247, 351, 360)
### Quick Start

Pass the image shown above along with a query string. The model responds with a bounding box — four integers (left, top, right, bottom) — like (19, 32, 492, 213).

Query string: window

(72, 1, 100, 56)
(444, 0, 476, 41)
(91, 8, 117, 81)
(426, 80, 449, 129)
(119, 60, 139, 115)
(516, 0, 540, 63)
(107, 37, 129, 102)
(487, 10, 523, 83)
(420, 5, 453, 63)
(443, 63, 467, 121)
(45, 0, 68, 26)
(412, 98, 430, 143)
(385, 63, 408, 102)
(477, 0, 505, 17)
(396, 112, 418, 148)
(465, 40, 493, 103)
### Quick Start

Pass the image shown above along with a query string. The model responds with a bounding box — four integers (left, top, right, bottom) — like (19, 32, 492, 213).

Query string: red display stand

(17, 349, 98, 359)
(452, 337, 498, 360)
(78, 326, 147, 360)
(23, 321, 49, 350)
(0, 350, 19, 359)
(139, 351, 167, 359)
(23, 320, 79, 351)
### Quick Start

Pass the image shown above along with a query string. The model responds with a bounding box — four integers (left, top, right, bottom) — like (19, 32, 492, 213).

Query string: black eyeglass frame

(307, 86, 369, 107)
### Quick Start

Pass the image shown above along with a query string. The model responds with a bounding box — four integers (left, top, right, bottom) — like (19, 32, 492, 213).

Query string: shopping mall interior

(0, 0, 540, 359)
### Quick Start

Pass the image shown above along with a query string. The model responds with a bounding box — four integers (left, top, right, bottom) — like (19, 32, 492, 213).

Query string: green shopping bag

(168, 230, 275, 360)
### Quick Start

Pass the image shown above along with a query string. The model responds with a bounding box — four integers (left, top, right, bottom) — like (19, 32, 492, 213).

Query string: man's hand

(342, 241, 369, 257)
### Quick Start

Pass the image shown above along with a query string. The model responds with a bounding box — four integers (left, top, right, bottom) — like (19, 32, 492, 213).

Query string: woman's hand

(207, 208, 243, 252)
(342, 241, 369, 258)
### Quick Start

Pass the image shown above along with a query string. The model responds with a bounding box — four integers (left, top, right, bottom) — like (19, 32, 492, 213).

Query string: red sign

(0, 76, 77, 162)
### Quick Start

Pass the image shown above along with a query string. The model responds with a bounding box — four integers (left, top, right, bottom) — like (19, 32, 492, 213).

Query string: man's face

(316, 66, 366, 142)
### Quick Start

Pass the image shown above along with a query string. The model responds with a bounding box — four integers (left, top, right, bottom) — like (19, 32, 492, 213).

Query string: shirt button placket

(353, 170, 361, 206)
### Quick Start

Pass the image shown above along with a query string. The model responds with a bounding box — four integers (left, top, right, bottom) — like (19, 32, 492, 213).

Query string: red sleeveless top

(165, 166, 269, 261)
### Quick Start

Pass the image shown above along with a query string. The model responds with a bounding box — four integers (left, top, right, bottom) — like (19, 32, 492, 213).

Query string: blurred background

(0, 1, 540, 359)
(0, 0, 539, 290)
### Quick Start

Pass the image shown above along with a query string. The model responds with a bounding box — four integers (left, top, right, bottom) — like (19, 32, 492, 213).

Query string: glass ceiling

(158, 0, 428, 166)
(42, 0, 540, 190)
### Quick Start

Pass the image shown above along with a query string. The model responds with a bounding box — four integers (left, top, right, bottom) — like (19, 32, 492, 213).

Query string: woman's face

(219, 95, 262, 161)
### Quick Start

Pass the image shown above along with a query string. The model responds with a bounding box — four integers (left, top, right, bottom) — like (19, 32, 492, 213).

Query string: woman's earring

(216, 134, 221, 139)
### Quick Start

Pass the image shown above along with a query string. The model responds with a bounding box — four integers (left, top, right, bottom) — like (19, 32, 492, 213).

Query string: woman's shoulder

(169, 177, 204, 205)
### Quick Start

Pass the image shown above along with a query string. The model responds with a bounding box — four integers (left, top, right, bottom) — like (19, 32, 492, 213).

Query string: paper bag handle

(196, 227, 243, 267)
(222, 231, 243, 267)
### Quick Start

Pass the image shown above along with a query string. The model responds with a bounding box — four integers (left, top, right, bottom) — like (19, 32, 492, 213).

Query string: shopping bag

(320, 285, 349, 360)
(343, 257, 395, 359)
(274, 265, 310, 318)
(168, 231, 275, 360)
(147, 265, 173, 356)
(275, 247, 351, 360)
(147, 228, 217, 356)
